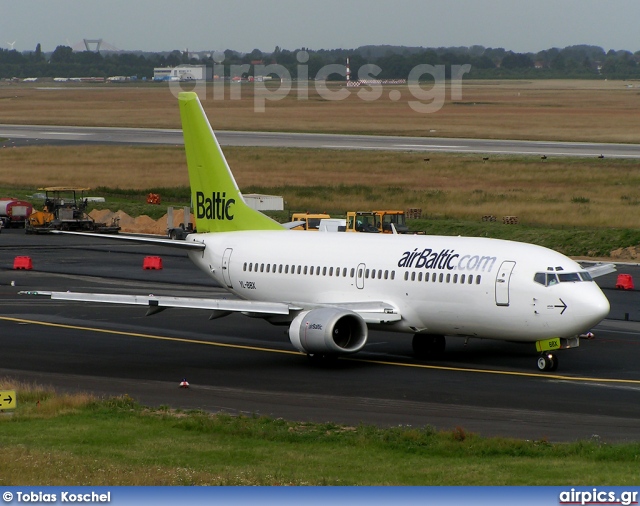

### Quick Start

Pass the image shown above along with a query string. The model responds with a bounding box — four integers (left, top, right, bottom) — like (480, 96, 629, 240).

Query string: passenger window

(343, 268, 348, 277)
(446, 274, 451, 283)
(323, 267, 327, 276)
(329, 267, 333, 276)
(418, 272, 423, 282)
(266, 264, 271, 273)
(439, 273, 444, 283)
(404, 272, 409, 281)
(279, 265, 283, 273)
(460, 274, 465, 284)
(350, 268, 355, 278)
(365, 269, 370, 279)
(476, 275, 481, 285)
(453, 274, 458, 283)
(243, 262, 247, 271)
(384, 270, 389, 280)
(411, 272, 416, 281)
(432, 273, 437, 282)
(391, 271, 395, 280)
(468, 275, 473, 284)
(260, 263, 264, 272)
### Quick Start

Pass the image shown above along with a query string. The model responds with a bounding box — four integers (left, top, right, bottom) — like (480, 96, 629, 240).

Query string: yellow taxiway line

(3, 316, 640, 386)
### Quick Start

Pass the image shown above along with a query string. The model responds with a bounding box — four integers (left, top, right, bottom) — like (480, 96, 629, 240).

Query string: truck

(0, 198, 33, 228)
(290, 212, 331, 231)
(346, 210, 409, 234)
(26, 187, 120, 234)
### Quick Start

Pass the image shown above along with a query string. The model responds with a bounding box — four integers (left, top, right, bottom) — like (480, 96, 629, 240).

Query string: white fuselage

(186, 231, 610, 342)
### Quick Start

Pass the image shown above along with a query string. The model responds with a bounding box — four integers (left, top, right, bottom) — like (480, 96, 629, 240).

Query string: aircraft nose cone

(583, 288, 610, 328)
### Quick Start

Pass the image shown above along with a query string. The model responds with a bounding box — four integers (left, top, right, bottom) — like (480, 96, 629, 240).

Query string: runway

(2, 124, 640, 158)
(1, 230, 640, 442)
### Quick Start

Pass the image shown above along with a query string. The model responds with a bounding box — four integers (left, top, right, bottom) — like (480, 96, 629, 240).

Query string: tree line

(1, 43, 639, 80)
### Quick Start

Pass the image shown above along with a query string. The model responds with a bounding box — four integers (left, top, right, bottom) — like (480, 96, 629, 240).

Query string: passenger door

(495, 261, 516, 306)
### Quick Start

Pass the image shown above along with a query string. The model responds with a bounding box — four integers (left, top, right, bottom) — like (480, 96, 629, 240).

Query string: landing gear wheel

(412, 334, 446, 360)
(537, 353, 558, 372)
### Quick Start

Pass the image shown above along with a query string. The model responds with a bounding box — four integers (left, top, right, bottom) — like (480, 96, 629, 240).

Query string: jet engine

(289, 308, 368, 355)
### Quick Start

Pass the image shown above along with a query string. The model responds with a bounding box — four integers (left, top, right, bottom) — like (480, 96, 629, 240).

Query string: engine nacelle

(289, 308, 368, 355)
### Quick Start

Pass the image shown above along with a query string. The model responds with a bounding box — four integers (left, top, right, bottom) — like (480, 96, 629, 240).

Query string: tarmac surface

(1, 229, 640, 442)
(2, 124, 640, 158)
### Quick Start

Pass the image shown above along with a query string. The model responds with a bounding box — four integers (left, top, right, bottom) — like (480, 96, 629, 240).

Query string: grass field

(1, 80, 640, 142)
(1, 381, 639, 486)
(3, 145, 640, 233)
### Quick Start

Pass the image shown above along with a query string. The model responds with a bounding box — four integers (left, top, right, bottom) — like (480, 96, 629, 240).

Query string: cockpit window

(534, 271, 594, 286)
(558, 272, 581, 282)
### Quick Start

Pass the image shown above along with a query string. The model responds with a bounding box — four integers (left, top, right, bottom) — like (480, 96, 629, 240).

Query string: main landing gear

(537, 353, 558, 372)
(412, 334, 446, 360)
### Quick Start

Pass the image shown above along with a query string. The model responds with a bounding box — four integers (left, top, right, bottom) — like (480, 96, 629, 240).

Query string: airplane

(24, 92, 614, 372)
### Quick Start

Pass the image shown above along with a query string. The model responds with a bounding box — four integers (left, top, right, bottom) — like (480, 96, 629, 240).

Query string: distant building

(243, 194, 284, 211)
(153, 64, 212, 81)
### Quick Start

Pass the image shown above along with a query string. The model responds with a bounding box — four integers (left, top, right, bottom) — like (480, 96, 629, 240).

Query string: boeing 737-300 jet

(26, 92, 614, 372)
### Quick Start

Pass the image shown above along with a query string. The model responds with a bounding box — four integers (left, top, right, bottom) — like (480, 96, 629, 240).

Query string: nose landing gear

(537, 353, 558, 372)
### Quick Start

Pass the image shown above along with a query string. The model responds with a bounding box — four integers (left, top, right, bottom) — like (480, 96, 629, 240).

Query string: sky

(2, 0, 639, 54)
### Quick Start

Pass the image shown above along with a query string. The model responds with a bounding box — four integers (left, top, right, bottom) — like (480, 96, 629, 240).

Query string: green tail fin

(178, 92, 284, 233)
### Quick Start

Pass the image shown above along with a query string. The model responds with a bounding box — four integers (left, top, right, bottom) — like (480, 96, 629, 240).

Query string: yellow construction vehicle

(290, 212, 331, 231)
(346, 210, 409, 234)
(26, 187, 120, 234)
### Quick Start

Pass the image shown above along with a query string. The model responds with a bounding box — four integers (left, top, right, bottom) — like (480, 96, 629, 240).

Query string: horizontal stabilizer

(50, 230, 206, 250)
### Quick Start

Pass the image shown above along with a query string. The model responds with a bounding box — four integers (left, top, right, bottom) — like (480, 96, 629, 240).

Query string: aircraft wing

(50, 230, 206, 251)
(306, 301, 402, 324)
(22, 290, 293, 315)
(21, 291, 402, 323)
(582, 262, 617, 278)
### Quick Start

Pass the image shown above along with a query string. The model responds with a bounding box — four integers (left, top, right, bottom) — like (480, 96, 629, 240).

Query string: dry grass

(0, 145, 189, 188)
(0, 377, 96, 418)
(1, 80, 640, 142)
(3, 144, 640, 228)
